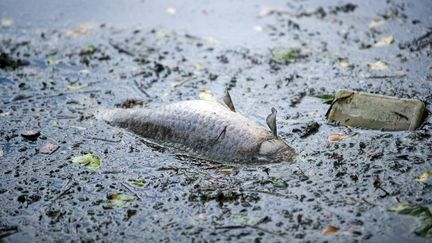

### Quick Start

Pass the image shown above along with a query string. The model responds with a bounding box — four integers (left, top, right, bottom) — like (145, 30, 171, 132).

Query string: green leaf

(71, 152, 101, 171)
(314, 94, 334, 104)
(128, 178, 145, 187)
(389, 204, 432, 238)
(271, 48, 303, 64)
(416, 170, 432, 184)
(271, 178, 288, 188)
(231, 214, 259, 225)
(67, 83, 88, 90)
(105, 193, 135, 209)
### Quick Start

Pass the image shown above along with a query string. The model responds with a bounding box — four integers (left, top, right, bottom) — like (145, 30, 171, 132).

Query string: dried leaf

(105, 193, 135, 209)
(322, 226, 340, 236)
(40, 142, 59, 154)
(166, 7, 176, 15)
(416, 171, 432, 184)
(0, 111, 10, 116)
(232, 214, 260, 225)
(194, 63, 204, 69)
(67, 83, 88, 90)
(368, 61, 388, 70)
(374, 36, 394, 47)
(199, 87, 216, 101)
(369, 18, 384, 28)
(328, 134, 350, 142)
(1, 18, 13, 27)
(71, 153, 101, 171)
(339, 59, 351, 68)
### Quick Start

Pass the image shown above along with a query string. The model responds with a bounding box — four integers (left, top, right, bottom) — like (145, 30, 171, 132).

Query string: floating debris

(71, 152, 101, 171)
(368, 61, 388, 70)
(271, 48, 304, 64)
(40, 142, 59, 154)
(326, 89, 426, 130)
(416, 171, 432, 184)
(104, 193, 135, 209)
(322, 226, 340, 236)
(374, 36, 394, 47)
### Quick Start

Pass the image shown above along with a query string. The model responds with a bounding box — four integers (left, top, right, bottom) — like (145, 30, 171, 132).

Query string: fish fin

(223, 90, 236, 112)
(266, 107, 278, 137)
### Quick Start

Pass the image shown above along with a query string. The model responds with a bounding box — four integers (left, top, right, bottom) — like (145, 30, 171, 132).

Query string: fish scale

(100, 100, 295, 163)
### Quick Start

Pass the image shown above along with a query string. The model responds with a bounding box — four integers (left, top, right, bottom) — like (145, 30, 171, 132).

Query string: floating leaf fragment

(328, 134, 351, 142)
(416, 170, 432, 184)
(1, 18, 13, 27)
(339, 59, 351, 68)
(199, 87, 216, 101)
(314, 94, 334, 104)
(128, 178, 145, 187)
(271, 48, 303, 64)
(166, 7, 176, 15)
(258, 7, 275, 17)
(105, 193, 135, 209)
(218, 168, 234, 174)
(67, 83, 88, 90)
(369, 18, 384, 29)
(0, 110, 10, 116)
(194, 63, 204, 69)
(232, 214, 260, 225)
(322, 226, 340, 236)
(271, 178, 288, 188)
(374, 36, 394, 47)
(71, 152, 101, 171)
(389, 204, 432, 238)
(368, 61, 388, 70)
(0, 148, 3, 157)
(40, 142, 59, 154)
(204, 36, 219, 44)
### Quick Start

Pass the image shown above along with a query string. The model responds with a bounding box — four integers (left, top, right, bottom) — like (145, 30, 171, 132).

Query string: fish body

(100, 100, 295, 164)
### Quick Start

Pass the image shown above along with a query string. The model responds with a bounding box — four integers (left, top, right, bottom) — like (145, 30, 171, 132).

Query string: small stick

(121, 182, 143, 201)
(133, 80, 151, 97)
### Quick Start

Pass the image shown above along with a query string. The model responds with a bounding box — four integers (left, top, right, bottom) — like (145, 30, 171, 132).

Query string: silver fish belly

(100, 100, 295, 163)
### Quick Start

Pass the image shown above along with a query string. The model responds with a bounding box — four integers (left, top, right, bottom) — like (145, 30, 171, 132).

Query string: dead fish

(99, 92, 295, 164)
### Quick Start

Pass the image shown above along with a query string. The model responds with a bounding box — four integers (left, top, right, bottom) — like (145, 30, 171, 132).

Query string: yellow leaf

(71, 153, 101, 171)
(322, 226, 340, 236)
(369, 18, 384, 28)
(374, 36, 394, 47)
(416, 170, 432, 184)
(339, 59, 350, 68)
(166, 7, 176, 15)
(67, 83, 88, 90)
(194, 63, 204, 69)
(199, 87, 216, 101)
(1, 18, 13, 27)
(368, 61, 388, 70)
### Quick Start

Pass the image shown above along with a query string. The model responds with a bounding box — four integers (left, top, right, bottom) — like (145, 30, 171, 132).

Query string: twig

(362, 198, 377, 207)
(47, 179, 74, 210)
(109, 41, 135, 56)
(215, 224, 290, 239)
(84, 136, 120, 143)
(133, 80, 151, 97)
(121, 182, 143, 201)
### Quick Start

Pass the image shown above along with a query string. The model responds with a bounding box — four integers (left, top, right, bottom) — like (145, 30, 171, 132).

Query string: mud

(1, 0, 431, 242)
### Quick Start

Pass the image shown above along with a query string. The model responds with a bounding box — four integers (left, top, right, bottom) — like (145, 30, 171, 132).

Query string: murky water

(1, 0, 431, 242)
